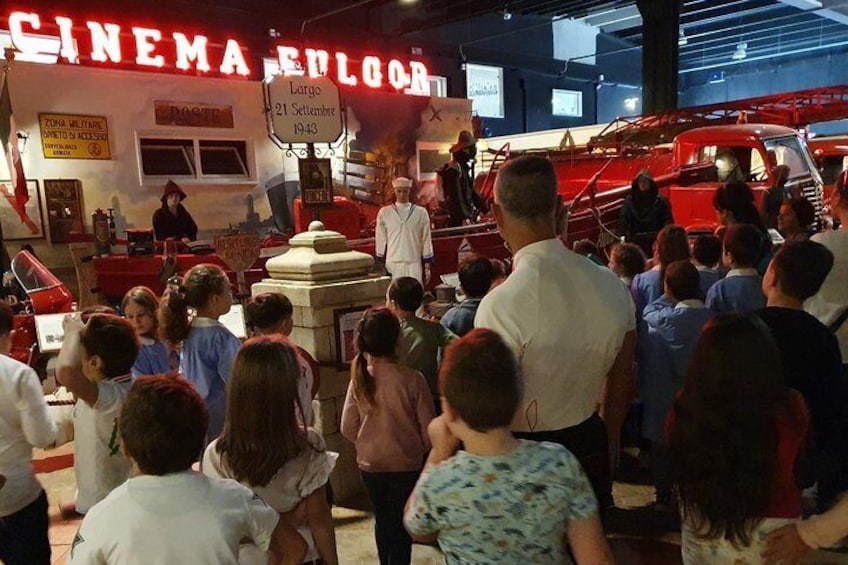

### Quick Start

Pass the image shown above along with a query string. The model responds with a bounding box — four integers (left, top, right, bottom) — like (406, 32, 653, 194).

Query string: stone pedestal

(252, 221, 389, 501)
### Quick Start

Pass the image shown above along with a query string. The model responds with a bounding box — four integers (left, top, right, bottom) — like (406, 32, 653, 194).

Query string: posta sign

(5, 11, 430, 95)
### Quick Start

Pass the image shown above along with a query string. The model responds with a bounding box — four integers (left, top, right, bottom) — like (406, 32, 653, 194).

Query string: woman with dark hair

(619, 169, 674, 257)
(713, 181, 766, 229)
(713, 181, 773, 273)
(340, 308, 435, 565)
(668, 314, 808, 563)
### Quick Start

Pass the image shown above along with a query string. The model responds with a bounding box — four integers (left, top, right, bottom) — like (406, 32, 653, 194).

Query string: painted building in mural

(0, 9, 472, 272)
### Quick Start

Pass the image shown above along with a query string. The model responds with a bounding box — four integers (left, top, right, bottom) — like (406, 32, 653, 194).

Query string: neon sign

(5, 11, 430, 94)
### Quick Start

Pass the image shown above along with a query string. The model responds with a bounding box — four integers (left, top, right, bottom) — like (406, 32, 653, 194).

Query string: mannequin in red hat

(152, 180, 198, 242)
(438, 131, 486, 227)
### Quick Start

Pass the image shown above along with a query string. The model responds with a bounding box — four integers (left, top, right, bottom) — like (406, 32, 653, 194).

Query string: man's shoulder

(0, 353, 36, 383)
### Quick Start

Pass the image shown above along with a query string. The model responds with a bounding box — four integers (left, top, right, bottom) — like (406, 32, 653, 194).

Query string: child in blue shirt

(706, 224, 767, 313)
(404, 329, 613, 564)
(122, 286, 173, 379)
(639, 261, 713, 508)
(631, 226, 691, 318)
(161, 264, 240, 445)
(692, 234, 722, 299)
(440, 254, 494, 337)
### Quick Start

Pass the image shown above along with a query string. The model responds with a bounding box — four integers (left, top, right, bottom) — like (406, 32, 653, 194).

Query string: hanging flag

(0, 73, 28, 222)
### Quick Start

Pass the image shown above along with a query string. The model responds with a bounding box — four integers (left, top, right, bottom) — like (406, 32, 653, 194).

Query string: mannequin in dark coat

(619, 170, 674, 256)
(152, 180, 198, 241)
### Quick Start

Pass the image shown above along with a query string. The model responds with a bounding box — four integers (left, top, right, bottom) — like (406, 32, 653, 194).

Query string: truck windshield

(763, 136, 815, 180)
(10, 251, 64, 293)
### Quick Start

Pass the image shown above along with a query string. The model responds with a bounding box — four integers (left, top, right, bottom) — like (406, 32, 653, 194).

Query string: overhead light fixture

(678, 29, 688, 46)
(399, 0, 419, 4)
(503, 10, 512, 20)
(732, 42, 747, 60)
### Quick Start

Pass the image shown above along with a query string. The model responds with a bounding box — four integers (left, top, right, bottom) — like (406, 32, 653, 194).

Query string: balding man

(475, 155, 636, 508)
(375, 177, 434, 285)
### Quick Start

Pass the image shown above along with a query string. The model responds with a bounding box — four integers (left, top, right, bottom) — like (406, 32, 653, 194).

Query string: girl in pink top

(341, 308, 435, 565)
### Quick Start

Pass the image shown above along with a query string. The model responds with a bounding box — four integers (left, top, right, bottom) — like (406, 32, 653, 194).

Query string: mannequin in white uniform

(375, 177, 434, 285)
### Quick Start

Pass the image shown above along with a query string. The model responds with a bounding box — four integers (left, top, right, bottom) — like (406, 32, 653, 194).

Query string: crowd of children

(1, 162, 847, 565)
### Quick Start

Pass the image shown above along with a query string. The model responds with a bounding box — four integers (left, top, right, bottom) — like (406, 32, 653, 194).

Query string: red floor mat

(33, 454, 74, 474)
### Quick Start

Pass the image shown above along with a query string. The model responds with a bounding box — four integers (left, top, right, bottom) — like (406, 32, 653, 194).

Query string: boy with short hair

(691, 234, 722, 297)
(757, 241, 848, 511)
(640, 261, 712, 508)
(440, 254, 494, 337)
(0, 300, 57, 564)
(403, 329, 614, 564)
(705, 224, 767, 313)
(388, 277, 456, 405)
(69, 375, 306, 564)
(57, 314, 139, 515)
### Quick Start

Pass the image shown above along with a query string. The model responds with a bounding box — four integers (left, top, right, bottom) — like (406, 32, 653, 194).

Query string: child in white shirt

(70, 375, 306, 565)
(57, 313, 138, 515)
(0, 300, 57, 564)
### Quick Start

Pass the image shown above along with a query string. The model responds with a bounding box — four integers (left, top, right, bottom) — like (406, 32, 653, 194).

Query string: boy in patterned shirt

(404, 329, 614, 564)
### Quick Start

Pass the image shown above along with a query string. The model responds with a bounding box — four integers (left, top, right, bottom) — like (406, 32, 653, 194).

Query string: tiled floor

(31, 445, 848, 564)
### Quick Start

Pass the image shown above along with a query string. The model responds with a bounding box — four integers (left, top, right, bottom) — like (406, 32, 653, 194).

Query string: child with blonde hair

(121, 286, 172, 379)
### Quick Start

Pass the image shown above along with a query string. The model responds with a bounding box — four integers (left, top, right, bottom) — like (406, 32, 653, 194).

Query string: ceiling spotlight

(732, 42, 747, 60)
(678, 29, 687, 46)
(503, 10, 512, 20)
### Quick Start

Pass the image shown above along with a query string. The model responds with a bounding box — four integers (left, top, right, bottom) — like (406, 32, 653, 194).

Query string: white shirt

(375, 203, 434, 264)
(73, 374, 133, 513)
(0, 354, 56, 516)
(203, 430, 337, 563)
(69, 471, 280, 565)
(806, 229, 848, 362)
(475, 238, 636, 432)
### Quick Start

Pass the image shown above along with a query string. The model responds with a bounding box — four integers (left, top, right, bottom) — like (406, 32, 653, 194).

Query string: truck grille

(796, 177, 824, 229)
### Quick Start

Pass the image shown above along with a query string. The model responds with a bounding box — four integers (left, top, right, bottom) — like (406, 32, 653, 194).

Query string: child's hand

(427, 415, 460, 460)
(57, 314, 85, 369)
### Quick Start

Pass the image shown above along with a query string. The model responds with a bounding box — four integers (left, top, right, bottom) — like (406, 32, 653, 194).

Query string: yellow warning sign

(39, 113, 111, 160)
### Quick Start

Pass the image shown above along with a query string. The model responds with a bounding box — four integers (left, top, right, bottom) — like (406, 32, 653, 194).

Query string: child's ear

(86, 354, 105, 379)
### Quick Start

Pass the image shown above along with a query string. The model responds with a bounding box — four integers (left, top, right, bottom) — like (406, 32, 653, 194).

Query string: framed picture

(0, 180, 45, 240)
(298, 158, 333, 206)
(333, 305, 369, 370)
(43, 179, 85, 244)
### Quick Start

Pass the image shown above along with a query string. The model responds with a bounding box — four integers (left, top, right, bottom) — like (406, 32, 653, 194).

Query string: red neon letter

(173, 33, 210, 72)
(276, 46, 302, 75)
(409, 61, 429, 95)
(8, 12, 41, 56)
(305, 48, 329, 77)
(87, 21, 122, 63)
(336, 52, 357, 86)
(388, 59, 408, 90)
(55, 16, 79, 64)
(132, 27, 164, 67)
(362, 56, 382, 89)
(219, 39, 250, 76)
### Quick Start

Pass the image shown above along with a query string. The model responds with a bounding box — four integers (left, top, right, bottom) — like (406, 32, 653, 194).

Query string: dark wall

(421, 25, 642, 136)
(680, 48, 848, 113)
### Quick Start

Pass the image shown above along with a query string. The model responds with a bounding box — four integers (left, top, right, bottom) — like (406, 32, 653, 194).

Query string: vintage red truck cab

(667, 124, 824, 233)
